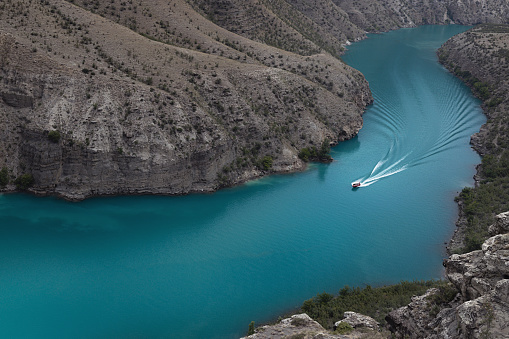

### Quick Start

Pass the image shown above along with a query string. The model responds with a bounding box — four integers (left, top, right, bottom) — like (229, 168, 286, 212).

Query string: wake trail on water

(351, 72, 481, 188)
(353, 145, 411, 187)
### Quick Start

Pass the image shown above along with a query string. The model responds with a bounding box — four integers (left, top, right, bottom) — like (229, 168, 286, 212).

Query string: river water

(0, 25, 484, 338)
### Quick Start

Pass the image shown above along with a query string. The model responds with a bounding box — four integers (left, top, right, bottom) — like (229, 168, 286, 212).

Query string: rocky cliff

(386, 211, 509, 339)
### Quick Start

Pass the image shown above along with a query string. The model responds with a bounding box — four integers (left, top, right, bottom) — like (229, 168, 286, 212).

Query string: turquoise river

(0, 25, 485, 338)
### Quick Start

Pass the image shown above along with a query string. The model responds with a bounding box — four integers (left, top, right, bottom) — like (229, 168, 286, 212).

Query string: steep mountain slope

(0, 0, 370, 200)
(188, 0, 509, 56)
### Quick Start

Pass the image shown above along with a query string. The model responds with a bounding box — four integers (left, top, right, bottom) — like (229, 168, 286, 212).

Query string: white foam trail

(362, 164, 408, 185)
(353, 152, 411, 187)
(370, 159, 386, 176)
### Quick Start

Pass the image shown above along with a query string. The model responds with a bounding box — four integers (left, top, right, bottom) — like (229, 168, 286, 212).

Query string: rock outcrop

(240, 314, 340, 339)
(489, 211, 509, 236)
(334, 311, 379, 332)
(242, 313, 384, 339)
(387, 212, 509, 339)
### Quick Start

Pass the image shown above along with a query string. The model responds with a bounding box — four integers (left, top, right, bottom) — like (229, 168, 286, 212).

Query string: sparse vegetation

(300, 280, 452, 330)
(14, 173, 34, 190)
(0, 167, 9, 187)
(247, 321, 255, 335)
(48, 130, 61, 143)
(426, 283, 458, 317)
(334, 321, 353, 334)
(440, 24, 509, 253)
(298, 140, 332, 162)
(290, 317, 308, 327)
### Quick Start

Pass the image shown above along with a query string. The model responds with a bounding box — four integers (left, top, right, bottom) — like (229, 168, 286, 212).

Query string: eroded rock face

(241, 313, 341, 339)
(386, 288, 455, 338)
(489, 211, 509, 236)
(387, 212, 509, 339)
(432, 279, 509, 339)
(334, 311, 379, 331)
(447, 233, 509, 300)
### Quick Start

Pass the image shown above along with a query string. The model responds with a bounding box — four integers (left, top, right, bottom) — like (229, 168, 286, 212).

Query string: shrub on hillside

(14, 173, 34, 190)
(0, 167, 8, 187)
(48, 130, 61, 143)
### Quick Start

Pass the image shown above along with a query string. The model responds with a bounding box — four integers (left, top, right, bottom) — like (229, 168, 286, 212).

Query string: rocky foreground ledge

(387, 211, 509, 339)
(240, 312, 386, 339)
(243, 212, 509, 339)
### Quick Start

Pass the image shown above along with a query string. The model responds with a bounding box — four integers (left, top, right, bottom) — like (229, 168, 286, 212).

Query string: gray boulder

(334, 311, 379, 331)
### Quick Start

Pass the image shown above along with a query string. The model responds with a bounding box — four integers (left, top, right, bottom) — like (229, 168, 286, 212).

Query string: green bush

(298, 140, 332, 162)
(247, 321, 255, 336)
(334, 322, 353, 334)
(48, 130, 61, 143)
(14, 173, 34, 190)
(298, 147, 312, 162)
(259, 155, 273, 171)
(0, 167, 8, 187)
(473, 81, 491, 100)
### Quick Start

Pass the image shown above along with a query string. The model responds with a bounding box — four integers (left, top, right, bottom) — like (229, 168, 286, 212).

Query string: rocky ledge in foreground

(241, 312, 385, 339)
(387, 211, 509, 339)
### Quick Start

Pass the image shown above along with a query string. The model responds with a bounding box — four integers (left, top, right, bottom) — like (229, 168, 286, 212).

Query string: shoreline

(0, 158, 328, 202)
(244, 24, 489, 336)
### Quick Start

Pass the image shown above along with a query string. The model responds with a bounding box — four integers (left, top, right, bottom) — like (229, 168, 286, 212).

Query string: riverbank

(243, 23, 509, 339)
(438, 24, 509, 254)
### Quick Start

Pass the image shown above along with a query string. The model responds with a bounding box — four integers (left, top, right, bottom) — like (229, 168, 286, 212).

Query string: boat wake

(349, 58, 486, 189)
(352, 146, 410, 187)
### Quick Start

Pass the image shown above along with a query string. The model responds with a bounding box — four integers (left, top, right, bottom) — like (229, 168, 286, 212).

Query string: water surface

(0, 25, 484, 338)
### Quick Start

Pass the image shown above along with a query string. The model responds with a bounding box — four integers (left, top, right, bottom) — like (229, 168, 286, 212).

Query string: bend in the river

(0, 25, 485, 338)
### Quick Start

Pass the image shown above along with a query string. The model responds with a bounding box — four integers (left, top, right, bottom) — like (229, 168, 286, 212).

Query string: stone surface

(242, 313, 386, 339)
(334, 311, 379, 331)
(240, 313, 343, 339)
(489, 211, 509, 236)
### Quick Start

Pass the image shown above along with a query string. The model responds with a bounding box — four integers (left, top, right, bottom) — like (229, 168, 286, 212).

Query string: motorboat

(352, 182, 361, 188)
